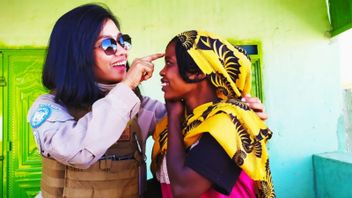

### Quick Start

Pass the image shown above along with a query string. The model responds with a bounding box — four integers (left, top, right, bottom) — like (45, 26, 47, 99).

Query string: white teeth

(113, 61, 126, 66)
(161, 82, 168, 87)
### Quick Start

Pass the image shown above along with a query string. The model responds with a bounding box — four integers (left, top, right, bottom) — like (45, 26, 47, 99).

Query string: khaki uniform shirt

(27, 83, 165, 170)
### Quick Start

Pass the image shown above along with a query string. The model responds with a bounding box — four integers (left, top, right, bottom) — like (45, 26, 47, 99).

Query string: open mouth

(161, 79, 169, 91)
(112, 61, 127, 70)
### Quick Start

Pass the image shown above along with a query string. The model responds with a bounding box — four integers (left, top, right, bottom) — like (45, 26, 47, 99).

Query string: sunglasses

(96, 34, 132, 55)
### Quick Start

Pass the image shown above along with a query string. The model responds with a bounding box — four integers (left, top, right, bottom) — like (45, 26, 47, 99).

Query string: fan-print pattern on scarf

(257, 160, 276, 198)
(183, 99, 252, 137)
(182, 101, 275, 198)
(177, 30, 198, 50)
(197, 36, 242, 99)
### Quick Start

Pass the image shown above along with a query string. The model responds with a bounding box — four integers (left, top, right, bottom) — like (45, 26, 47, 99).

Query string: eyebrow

(165, 56, 175, 61)
(97, 33, 122, 41)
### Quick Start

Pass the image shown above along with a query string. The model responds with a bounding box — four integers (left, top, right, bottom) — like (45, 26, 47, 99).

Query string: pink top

(160, 171, 256, 198)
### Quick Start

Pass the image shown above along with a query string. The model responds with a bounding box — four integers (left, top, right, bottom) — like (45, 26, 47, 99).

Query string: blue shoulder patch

(30, 105, 52, 128)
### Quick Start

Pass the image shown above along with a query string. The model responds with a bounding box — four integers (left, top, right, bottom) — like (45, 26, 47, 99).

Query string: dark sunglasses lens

(101, 38, 117, 55)
(119, 34, 132, 49)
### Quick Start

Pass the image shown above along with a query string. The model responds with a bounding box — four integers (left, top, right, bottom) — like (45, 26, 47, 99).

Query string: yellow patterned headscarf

(177, 30, 252, 99)
(152, 30, 275, 197)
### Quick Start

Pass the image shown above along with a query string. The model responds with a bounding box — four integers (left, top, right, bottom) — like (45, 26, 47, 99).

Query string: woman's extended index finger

(141, 53, 165, 62)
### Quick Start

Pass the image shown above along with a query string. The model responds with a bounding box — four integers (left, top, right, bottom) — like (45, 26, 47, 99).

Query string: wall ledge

(314, 151, 352, 163)
(313, 152, 352, 197)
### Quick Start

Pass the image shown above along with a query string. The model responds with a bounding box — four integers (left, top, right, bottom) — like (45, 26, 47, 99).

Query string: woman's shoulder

(27, 94, 73, 128)
(29, 94, 65, 112)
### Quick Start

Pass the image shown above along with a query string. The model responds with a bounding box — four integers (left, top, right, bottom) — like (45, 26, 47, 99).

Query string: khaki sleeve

(137, 96, 166, 142)
(28, 83, 140, 169)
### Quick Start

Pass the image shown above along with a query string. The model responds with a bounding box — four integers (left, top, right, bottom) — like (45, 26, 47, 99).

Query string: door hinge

(0, 76, 6, 87)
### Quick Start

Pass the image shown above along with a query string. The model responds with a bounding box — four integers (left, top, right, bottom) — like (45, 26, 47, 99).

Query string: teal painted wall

(313, 152, 352, 197)
(0, 0, 343, 197)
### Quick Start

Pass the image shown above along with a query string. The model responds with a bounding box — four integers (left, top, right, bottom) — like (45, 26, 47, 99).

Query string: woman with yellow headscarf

(152, 30, 275, 198)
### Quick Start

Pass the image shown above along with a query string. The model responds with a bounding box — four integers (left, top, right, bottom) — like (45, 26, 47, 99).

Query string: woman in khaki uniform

(27, 3, 268, 198)
(28, 3, 165, 197)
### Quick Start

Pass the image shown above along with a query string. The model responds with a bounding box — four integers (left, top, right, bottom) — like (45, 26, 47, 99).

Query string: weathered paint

(0, 0, 345, 197)
(343, 89, 352, 152)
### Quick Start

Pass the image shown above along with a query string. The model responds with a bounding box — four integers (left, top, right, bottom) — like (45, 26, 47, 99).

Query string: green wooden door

(1, 49, 46, 198)
(236, 44, 264, 102)
(0, 51, 4, 197)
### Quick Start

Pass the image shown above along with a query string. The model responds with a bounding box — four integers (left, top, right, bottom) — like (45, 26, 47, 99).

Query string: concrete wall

(0, 0, 343, 197)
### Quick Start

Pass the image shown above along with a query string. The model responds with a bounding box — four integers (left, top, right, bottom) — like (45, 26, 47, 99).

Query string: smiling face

(94, 19, 128, 84)
(159, 41, 199, 100)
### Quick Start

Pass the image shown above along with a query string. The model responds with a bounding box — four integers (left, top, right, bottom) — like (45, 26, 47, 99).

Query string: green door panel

(1, 49, 46, 198)
(233, 43, 264, 102)
(250, 55, 264, 102)
(0, 51, 4, 198)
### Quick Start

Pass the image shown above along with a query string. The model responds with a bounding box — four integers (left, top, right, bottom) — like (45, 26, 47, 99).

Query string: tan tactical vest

(40, 108, 145, 198)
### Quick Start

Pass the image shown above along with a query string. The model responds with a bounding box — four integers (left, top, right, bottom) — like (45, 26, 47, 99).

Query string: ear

(187, 73, 207, 81)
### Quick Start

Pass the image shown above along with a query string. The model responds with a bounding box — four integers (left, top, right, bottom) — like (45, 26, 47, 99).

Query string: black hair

(42, 3, 120, 108)
(171, 37, 204, 83)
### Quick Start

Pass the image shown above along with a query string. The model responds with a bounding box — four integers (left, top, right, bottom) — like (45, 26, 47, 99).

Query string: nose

(159, 66, 166, 76)
(115, 43, 128, 56)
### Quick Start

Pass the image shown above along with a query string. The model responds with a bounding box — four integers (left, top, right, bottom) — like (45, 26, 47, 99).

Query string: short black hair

(42, 3, 120, 108)
(171, 37, 204, 83)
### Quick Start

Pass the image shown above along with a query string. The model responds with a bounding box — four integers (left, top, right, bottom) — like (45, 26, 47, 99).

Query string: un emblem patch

(30, 105, 52, 128)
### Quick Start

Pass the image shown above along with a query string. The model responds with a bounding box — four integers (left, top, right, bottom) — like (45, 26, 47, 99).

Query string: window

(229, 42, 264, 102)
